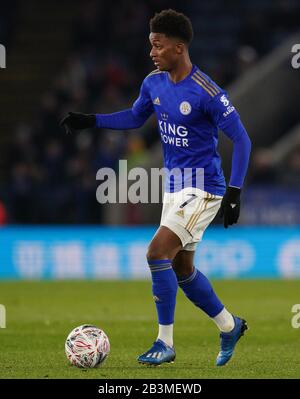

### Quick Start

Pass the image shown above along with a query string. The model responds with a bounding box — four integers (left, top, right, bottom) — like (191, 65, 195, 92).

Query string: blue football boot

(216, 316, 248, 366)
(137, 339, 176, 366)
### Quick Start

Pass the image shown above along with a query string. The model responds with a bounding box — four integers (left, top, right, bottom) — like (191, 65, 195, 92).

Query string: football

(65, 324, 110, 368)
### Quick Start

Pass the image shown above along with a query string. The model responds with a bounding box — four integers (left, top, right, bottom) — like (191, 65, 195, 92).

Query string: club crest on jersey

(179, 101, 192, 115)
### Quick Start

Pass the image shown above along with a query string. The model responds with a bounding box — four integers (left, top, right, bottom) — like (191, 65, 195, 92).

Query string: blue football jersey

(132, 65, 240, 196)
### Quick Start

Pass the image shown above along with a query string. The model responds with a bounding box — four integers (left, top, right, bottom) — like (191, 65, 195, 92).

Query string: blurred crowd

(250, 143, 300, 188)
(2, 0, 300, 224)
(0, 2, 17, 47)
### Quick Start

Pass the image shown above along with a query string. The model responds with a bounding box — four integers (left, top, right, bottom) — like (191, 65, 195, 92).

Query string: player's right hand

(60, 112, 96, 134)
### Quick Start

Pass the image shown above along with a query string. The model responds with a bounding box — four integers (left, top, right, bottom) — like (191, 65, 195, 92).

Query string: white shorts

(160, 187, 222, 251)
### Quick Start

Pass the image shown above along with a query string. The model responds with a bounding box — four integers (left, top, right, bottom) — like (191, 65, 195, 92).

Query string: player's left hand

(219, 186, 241, 228)
(60, 112, 96, 134)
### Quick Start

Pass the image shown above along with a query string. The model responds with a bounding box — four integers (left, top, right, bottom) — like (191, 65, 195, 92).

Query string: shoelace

(146, 341, 165, 354)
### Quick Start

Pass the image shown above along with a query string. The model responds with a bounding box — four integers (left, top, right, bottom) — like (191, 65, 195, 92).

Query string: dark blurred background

(0, 0, 300, 225)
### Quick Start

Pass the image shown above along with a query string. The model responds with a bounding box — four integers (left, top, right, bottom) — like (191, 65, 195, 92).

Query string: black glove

(60, 112, 96, 134)
(219, 186, 241, 228)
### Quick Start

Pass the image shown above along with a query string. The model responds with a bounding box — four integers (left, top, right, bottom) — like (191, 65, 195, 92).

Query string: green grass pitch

(0, 280, 299, 379)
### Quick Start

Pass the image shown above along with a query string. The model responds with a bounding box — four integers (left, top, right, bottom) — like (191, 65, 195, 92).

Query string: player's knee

(146, 245, 169, 262)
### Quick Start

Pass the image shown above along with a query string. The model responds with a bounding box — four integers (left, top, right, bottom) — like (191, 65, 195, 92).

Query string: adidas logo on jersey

(153, 97, 161, 105)
(176, 209, 184, 218)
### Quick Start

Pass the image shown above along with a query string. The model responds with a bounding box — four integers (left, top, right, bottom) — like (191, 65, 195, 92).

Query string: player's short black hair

(150, 9, 193, 45)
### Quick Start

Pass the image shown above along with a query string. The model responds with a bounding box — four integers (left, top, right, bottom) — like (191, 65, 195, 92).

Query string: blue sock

(177, 268, 224, 317)
(148, 259, 178, 325)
